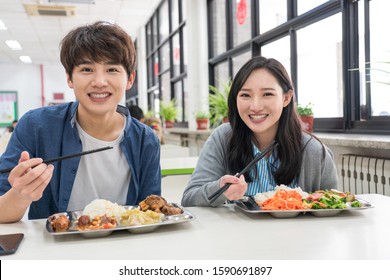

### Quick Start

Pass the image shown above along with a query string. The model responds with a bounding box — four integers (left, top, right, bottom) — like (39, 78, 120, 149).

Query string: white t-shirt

(67, 119, 131, 211)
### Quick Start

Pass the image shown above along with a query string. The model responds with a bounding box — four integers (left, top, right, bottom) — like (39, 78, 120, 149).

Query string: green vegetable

(351, 200, 362, 208)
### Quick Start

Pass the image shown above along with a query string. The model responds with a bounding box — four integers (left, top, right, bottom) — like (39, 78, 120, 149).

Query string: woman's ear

(126, 71, 136, 90)
(283, 90, 293, 107)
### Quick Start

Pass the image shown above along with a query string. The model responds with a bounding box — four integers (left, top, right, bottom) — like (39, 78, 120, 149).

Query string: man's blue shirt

(0, 102, 161, 219)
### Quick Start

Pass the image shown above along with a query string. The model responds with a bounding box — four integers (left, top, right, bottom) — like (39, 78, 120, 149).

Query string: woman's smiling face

(236, 68, 292, 143)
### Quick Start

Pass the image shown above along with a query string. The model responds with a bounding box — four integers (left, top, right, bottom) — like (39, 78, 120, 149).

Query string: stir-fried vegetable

(304, 190, 350, 209)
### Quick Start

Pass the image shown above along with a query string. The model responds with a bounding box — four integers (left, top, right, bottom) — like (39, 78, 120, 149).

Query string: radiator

(340, 154, 390, 196)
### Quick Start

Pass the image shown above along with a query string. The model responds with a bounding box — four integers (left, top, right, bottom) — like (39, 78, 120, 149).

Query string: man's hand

(8, 151, 54, 202)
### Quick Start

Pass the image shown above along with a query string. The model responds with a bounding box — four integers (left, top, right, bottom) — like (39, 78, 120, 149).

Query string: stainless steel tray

(234, 197, 373, 218)
(46, 205, 195, 238)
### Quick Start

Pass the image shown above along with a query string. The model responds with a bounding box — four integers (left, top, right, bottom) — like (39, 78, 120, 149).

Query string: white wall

(0, 63, 73, 120)
(0, 0, 209, 125)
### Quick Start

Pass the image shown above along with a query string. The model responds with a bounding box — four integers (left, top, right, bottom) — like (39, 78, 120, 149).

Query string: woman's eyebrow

(239, 87, 276, 91)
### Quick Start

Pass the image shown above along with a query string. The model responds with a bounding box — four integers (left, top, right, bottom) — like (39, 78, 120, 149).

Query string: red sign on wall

(236, 0, 247, 26)
(53, 93, 64, 100)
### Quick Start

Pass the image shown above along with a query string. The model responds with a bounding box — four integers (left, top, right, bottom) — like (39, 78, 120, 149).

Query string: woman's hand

(8, 151, 54, 203)
(219, 174, 247, 200)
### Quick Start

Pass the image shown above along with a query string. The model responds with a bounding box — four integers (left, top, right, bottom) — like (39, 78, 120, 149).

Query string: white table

(1, 194, 389, 260)
(160, 157, 198, 176)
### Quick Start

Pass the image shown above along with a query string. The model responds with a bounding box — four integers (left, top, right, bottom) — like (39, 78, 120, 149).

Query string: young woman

(181, 56, 338, 206)
(0, 21, 161, 222)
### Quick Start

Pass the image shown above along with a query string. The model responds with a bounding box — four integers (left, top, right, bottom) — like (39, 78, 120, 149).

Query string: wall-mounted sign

(237, 0, 247, 26)
(0, 91, 18, 127)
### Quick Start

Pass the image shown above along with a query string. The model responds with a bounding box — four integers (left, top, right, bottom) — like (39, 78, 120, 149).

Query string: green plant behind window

(195, 111, 209, 120)
(297, 103, 314, 116)
(160, 99, 178, 121)
(209, 79, 231, 126)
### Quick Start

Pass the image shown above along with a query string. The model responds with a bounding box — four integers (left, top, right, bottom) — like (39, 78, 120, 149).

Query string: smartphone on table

(0, 233, 24, 256)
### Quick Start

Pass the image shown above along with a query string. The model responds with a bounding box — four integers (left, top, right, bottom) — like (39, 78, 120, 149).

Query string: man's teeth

(90, 93, 109, 98)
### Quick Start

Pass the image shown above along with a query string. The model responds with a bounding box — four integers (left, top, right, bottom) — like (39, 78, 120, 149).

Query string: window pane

(259, 0, 287, 34)
(214, 61, 230, 89)
(160, 42, 170, 73)
(153, 54, 158, 85)
(262, 36, 291, 76)
(297, 0, 328, 15)
(161, 72, 171, 102)
(183, 78, 188, 122)
(368, 0, 390, 117)
(183, 27, 187, 73)
(174, 81, 184, 122)
(171, 0, 179, 31)
(232, 51, 252, 77)
(297, 14, 342, 118)
(211, 0, 227, 55)
(159, 0, 169, 43)
(146, 23, 152, 55)
(181, 0, 186, 22)
(172, 33, 181, 77)
(147, 58, 153, 87)
(232, 0, 252, 47)
(152, 15, 158, 49)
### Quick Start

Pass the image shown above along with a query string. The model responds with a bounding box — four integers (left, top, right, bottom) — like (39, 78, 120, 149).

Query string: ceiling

(0, 0, 161, 65)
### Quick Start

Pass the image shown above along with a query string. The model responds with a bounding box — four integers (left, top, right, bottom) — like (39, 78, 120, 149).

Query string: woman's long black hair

(227, 56, 303, 185)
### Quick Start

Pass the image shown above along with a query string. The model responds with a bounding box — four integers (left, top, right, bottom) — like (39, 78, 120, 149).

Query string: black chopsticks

(207, 141, 279, 204)
(0, 146, 113, 174)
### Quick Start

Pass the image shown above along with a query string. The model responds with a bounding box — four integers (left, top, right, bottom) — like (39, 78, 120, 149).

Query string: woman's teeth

(250, 114, 267, 120)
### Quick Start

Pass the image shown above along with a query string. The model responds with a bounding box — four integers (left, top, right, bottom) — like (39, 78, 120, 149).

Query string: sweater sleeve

(299, 135, 339, 192)
(181, 124, 231, 207)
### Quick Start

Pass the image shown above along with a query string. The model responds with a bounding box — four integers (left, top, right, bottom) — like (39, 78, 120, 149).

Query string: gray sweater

(181, 123, 338, 207)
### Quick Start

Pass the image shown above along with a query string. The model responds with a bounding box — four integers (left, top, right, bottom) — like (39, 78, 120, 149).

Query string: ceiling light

(0, 19, 7, 30)
(20, 56, 32, 64)
(5, 40, 22, 50)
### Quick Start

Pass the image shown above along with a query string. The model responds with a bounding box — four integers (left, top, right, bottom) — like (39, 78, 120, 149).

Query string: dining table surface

(1, 193, 389, 260)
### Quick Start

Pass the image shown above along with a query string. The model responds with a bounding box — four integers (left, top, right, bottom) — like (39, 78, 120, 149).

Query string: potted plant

(297, 103, 314, 133)
(160, 99, 178, 128)
(209, 79, 231, 126)
(195, 111, 210, 130)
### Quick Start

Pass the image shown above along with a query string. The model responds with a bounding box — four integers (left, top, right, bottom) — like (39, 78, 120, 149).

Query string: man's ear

(283, 90, 293, 107)
(67, 74, 73, 89)
(126, 71, 136, 90)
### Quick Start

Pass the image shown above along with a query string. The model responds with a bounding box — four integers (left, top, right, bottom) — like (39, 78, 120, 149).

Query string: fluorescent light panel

(6, 40, 22, 50)
(19, 56, 32, 64)
(0, 19, 7, 30)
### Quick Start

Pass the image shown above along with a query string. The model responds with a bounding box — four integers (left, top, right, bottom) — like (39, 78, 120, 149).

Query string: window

(296, 14, 342, 118)
(145, 0, 187, 124)
(210, 0, 227, 56)
(208, 0, 390, 134)
(259, 0, 286, 34)
(359, 0, 390, 118)
(232, 0, 252, 47)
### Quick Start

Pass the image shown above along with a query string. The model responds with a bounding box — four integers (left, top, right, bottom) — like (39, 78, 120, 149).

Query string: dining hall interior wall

(0, 63, 74, 122)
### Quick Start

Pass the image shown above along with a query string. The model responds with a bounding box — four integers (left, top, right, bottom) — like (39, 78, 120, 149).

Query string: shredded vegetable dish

(255, 186, 362, 210)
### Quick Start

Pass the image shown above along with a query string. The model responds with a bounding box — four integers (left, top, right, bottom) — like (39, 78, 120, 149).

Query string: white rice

(253, 184, 309, 203)
(82, 199, 126, 222)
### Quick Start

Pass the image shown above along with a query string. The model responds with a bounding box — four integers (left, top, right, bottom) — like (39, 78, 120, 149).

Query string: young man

(0, 21, 161, 223)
